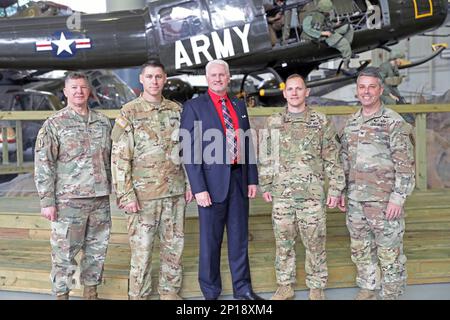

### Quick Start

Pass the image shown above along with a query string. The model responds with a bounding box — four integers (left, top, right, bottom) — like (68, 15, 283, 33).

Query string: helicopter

(0, 0, 446, 79)
(0, 1, 138, 161)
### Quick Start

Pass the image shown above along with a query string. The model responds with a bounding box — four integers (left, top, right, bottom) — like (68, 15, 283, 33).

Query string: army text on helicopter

(0, 0, 446, 80)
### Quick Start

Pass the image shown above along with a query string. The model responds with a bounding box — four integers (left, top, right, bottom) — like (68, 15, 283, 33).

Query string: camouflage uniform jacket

(340, 105, 415, 206)
(34, 107, 112, 208)
(379, 61, 402, 99)
(259, 108, 345, 199)
(379, 61, 400, 83)
(302, 11, 327, 41)
(111, 96, 187, 207)
(302, 11, 351, 46)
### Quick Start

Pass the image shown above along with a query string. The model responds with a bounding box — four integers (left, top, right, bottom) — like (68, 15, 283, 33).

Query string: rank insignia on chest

(370, 118, 388, 127)
(306, 120, 320, 128)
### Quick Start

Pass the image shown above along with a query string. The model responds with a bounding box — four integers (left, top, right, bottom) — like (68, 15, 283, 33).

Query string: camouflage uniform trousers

(346, 200, 407, 299)
(50, 196, 111, 296)
(127, 195, 185, 299)
(272, 197, 328, 289)
(326, 24, 354, 61)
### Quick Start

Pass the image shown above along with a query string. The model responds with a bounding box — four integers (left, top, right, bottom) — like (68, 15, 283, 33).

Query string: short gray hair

(65, 71, 90, 87)
(357, 67, 383, 86)
(205, 59, 230, 76)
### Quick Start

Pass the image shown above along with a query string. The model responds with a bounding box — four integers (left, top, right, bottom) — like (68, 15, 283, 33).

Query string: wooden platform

(1, 189, 450, 299)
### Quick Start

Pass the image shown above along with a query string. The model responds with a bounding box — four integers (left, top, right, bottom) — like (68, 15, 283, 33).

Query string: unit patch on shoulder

(111, 116, 131, 142)
(115, 116, 130, 129)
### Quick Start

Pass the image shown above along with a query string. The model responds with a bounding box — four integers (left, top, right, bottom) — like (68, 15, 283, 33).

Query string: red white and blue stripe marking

(35, 31, 92, 57)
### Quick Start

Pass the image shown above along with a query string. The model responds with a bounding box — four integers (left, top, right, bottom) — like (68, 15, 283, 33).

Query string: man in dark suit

(180, 59, 262, 300)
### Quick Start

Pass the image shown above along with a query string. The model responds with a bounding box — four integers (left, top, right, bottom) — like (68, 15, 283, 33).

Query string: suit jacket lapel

(205, 94, 225, 134)
(231, 97, 244, 129)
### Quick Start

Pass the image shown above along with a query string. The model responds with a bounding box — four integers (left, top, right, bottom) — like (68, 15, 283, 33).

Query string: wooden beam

(0, 163, 34, 174)
(15, 120, 23, 167)
(0, 175, 447, 298)
(1, 242, 450, 298)
(415, 113, 428, 190)
(1, 127, 8, 165)
(0, 111, 55, 121)
(249, 104, 450, 117)
(1, 104, 450, 120)
(0, 269, 129, 300)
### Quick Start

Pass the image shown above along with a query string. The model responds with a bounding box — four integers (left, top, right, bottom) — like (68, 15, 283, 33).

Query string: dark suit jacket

(180, 93, 258, 203)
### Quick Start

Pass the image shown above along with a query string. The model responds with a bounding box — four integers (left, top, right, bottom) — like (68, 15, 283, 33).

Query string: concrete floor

(1, 283, 450, 300)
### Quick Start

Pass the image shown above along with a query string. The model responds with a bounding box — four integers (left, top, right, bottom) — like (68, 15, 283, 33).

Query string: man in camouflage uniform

(379, 52, 406, 105)
(34, 72, 112, 300)
(111, 60, 192, 300)
(339, 67, 415, 300)
(302, 0, 354, 70)
(259, 74, 345, 300)
(265, 0, 286, 46)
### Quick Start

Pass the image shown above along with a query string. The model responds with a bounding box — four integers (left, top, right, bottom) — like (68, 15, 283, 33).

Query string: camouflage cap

(317, 0, 334, 13)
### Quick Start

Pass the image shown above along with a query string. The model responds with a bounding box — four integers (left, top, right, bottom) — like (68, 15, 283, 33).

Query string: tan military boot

(83, 285, 98, 300)
(160, 292, 183, 300)
(271, 285, 295, 300)
(309, 288, 325, 300)
(56, 292, 69, 300)
(355, 289, 377, 300)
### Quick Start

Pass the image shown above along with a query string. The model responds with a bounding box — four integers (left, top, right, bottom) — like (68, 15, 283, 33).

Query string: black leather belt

(231, 164, 241, 170)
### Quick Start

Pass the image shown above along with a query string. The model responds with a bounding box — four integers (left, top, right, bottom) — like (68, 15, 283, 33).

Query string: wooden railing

(1, 104, 450, 190)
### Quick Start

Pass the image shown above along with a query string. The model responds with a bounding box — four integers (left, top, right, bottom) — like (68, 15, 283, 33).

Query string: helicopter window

(91, 78, 101, 87)
(412, 0, 433, 18)
(159, 2, 206, 42)
(4, 3, 18, 17)
(0, 0, 30, 17)
(9, 94, 30, 111)
(331, 0, 383, 31)
(208, 0, 254, 30)
(89, 74, 136, 109)
(11, 94, 51, 111)
(32, 95, 54, 111)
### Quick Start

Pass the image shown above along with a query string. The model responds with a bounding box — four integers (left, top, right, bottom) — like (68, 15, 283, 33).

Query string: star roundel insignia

(35, 31, 92, 58)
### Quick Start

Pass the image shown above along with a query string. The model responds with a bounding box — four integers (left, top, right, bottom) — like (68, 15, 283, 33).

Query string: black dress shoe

(234, 291, 264, 300)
